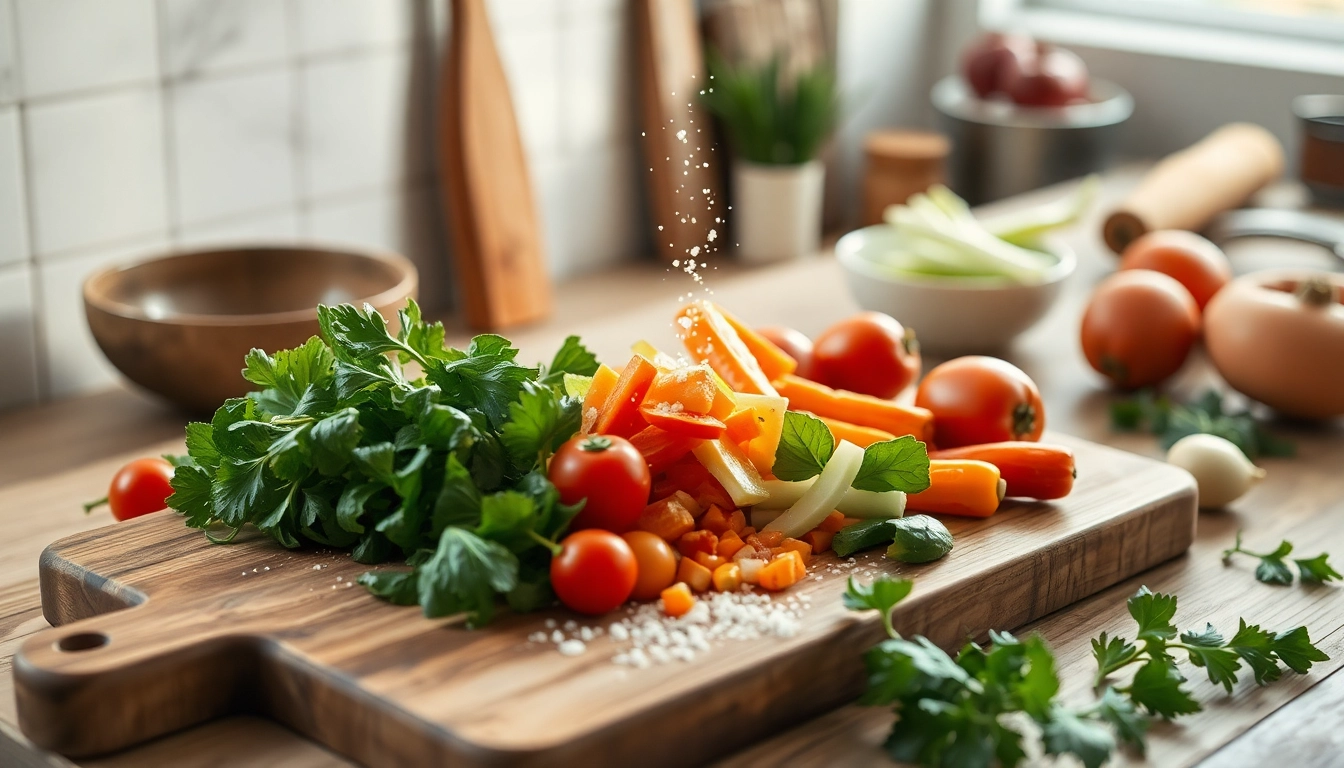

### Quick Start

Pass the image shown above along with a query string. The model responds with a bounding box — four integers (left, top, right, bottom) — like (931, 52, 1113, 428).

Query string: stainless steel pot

(932, 76, 1133, 205)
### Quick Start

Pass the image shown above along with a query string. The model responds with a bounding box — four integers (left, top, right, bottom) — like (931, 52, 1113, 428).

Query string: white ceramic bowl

(835, 225, 1075, 355)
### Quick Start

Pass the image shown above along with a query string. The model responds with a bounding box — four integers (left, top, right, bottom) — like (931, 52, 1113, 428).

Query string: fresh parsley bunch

(846, 577, 1328, 768)
(1110, 389, 1293, 461)
(166, 300, 598, 627)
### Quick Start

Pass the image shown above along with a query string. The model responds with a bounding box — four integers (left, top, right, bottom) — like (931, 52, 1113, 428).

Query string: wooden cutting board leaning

(14, 435, 1195, 767)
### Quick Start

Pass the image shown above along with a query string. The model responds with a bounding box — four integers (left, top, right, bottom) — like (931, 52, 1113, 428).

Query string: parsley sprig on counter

(166, 300, 597, 626)
(1110, 389, 1293, 461)
(846, 577, 1328, 768)
(1221, 530, 1342, 586)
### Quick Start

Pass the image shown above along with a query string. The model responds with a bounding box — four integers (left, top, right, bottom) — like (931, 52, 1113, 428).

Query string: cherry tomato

(550, 530, 638, 615)
(549, 435, 651, 533)
(638, 408, 726, 440)
(105, 457, 176, 521)
(915, 356, 1045, 448)
(1081, 270, 1200, 389)
(621, 531, 678, 600)
(1118, 230, 1232, 311)
(757, 325, 819, 381)
(812, 312, 921, 399)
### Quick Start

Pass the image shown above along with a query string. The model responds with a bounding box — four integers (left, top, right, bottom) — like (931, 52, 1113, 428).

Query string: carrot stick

(815, 415, 896, 448)
(594, 355, 659, 438)
(930, 442, 1075, 500)
(775, 374, 933, 441)
(715, 304, 798, 381)
(906, 460, 1005, 518)
(675, 301, 779, 396)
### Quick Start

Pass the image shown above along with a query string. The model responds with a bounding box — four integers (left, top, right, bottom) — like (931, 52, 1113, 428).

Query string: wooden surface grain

(16, 437, 1193, 766)
(0, 169, 1341, 767)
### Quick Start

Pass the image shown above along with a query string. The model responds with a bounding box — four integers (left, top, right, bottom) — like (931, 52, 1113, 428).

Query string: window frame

(979, 0, 1344, 77)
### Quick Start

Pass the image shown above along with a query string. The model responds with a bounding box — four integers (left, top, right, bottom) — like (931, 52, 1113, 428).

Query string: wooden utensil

(439, 0, 551, 329)
(1103, 123, 1284, 253)
(636, 0, 725, 263)
(83, 247, 417, 414)
(16, 436, 1195, 766)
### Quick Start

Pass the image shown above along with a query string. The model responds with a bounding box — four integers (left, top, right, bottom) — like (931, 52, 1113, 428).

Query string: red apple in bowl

(961, 32, 1037, 98)
(1004, 45, 1090, 107)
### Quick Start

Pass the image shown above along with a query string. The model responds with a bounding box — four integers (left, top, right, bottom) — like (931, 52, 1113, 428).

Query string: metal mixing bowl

(932, 76, 1133, 205)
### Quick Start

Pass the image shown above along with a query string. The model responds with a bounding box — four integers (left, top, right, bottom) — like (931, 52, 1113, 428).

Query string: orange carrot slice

(775, 374, 933, 441)
(725, 407, 765, 443)
(675, 301, 778, 396)
(594, 355, 659, 438)
(815, 415, 896, 448)
(715, 304, 798, 381)
(642, 365, 719, 415)
(906, 460, 1005, 518)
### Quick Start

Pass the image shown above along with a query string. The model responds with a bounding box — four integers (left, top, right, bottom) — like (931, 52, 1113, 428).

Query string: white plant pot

(732, 160, 825, 264)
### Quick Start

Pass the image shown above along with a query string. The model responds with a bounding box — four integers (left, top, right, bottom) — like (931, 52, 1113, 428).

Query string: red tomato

(549, 435, 651, 533)
(106, 458, 176, 521)
(622, 531, 678, 600)
(550, 530, 638, 614)
(812, 312, 921, 399)
(638, 407, 726, 439)
(757, 326, 819, 381)
(915, 356, 1045, 448)
(1118, 230, 1232, 311)
(1081, 270, 1200, 389)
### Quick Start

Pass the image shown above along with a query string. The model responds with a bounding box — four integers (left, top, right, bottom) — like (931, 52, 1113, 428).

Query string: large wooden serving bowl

(84, 246, 418, 413)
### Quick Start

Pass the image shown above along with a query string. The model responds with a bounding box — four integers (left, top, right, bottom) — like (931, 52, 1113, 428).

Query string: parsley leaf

(1223, 530, 1339, 586)
(168, 299, 592, 627)
(852, 436, 931, 493)
(417, 527, 519, 627)
(1091, 632, 1139, 684)
(771, 411, 833, 481)
(843, 575, 913, 615)
(1111, 388, 1293, 460)
(1128, 660, 1201, 718)
(1128, 587, 1178, 642)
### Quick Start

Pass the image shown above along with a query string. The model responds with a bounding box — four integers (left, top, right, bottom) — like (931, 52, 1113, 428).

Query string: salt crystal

(610, 623, 630, 641)
(580, 627, 595, 642)
(528, 632, 547, 643)
(690, 246, 700, 257)
(545, 618, 557, 629)
(558, 639, 586, 656)
(551, 630, 565, 644)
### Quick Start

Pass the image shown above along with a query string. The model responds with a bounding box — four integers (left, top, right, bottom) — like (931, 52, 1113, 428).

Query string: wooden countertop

(2, 170, 1342, 767)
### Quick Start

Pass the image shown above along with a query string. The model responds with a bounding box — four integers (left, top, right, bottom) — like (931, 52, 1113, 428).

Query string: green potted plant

(703, 53, 838, 263)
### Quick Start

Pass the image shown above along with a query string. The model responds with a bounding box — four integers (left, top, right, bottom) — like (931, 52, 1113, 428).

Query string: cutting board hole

(56, 633, 108, 652)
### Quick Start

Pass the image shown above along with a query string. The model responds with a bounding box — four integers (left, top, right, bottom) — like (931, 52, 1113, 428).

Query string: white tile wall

(0, 106, 27, 265)
(169, 68, 296, 226)
(160, 0, 289, 79)
(14, 0, 159, 99)
(25, 88, 170, 256)
(37, 235, 170, 399)
(302, 49, 420, 200)
(0, 263, 37, 407)
(293, 0, 414, 57)
(0, 0, 18, 105)
(0, 0, 650, 408)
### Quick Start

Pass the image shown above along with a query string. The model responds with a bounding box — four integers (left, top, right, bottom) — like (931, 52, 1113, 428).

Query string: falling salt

(708, 229, 717, 242)
(676, 129, 687, 142)
(690, 246, 700, 257)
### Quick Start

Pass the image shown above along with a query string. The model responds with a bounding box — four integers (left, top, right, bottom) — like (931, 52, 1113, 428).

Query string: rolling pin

(1103, 123, 1284, 254)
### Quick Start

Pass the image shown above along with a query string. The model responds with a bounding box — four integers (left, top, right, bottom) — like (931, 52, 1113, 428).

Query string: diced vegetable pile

(167, 298, 1078, 625)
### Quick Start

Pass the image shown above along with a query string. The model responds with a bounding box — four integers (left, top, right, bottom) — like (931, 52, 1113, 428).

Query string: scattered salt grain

(609, 623, 630, 642)
(528, 632, 547, 643)
(551, 630, 565, 644)
(545, 618, 557, 629)
(558, 639, 587, 656)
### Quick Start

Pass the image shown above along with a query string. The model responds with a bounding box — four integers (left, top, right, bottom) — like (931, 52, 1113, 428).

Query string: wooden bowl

(84, 246, 418, 413)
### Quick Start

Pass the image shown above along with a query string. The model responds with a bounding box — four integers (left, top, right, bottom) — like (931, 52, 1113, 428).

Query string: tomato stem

(1296, 278, 1336, 308)
(1012, 403, 1037, 439)
(82, 496, 108, 515)
(528, 529, 563, 557)
(579, 436, 613, 452)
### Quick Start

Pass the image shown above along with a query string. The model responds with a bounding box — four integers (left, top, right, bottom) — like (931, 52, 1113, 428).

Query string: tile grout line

(154, 0, 183, 248)
(7, 0, 48, 402)
(286, 0, 312, 239)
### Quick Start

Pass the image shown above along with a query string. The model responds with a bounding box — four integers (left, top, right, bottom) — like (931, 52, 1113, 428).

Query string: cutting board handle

(15, 602, 251, 757)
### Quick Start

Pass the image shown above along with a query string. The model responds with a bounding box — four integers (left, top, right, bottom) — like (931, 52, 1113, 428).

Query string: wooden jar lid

(865, 131, 950, 169)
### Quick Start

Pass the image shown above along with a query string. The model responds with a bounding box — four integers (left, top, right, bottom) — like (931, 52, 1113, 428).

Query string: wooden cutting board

(14, 435, 1195, 767)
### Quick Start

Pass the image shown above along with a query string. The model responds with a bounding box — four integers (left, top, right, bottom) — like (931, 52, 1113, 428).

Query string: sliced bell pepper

(775, 373, 934, 441)
(906, 459, 1005, 518)
(731, 393, 788, 475)
(724, 407, 765, 444)
(691, 438, 771, 507)
(674, 301, 779, 396)
(593, 355, 659, 439)
(628, 425, 700, 473)
(581, 364, 621, 432)
(639, 407, 727, 440)
(715, 303, 798, 381)
(642, 364, 718, 415)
